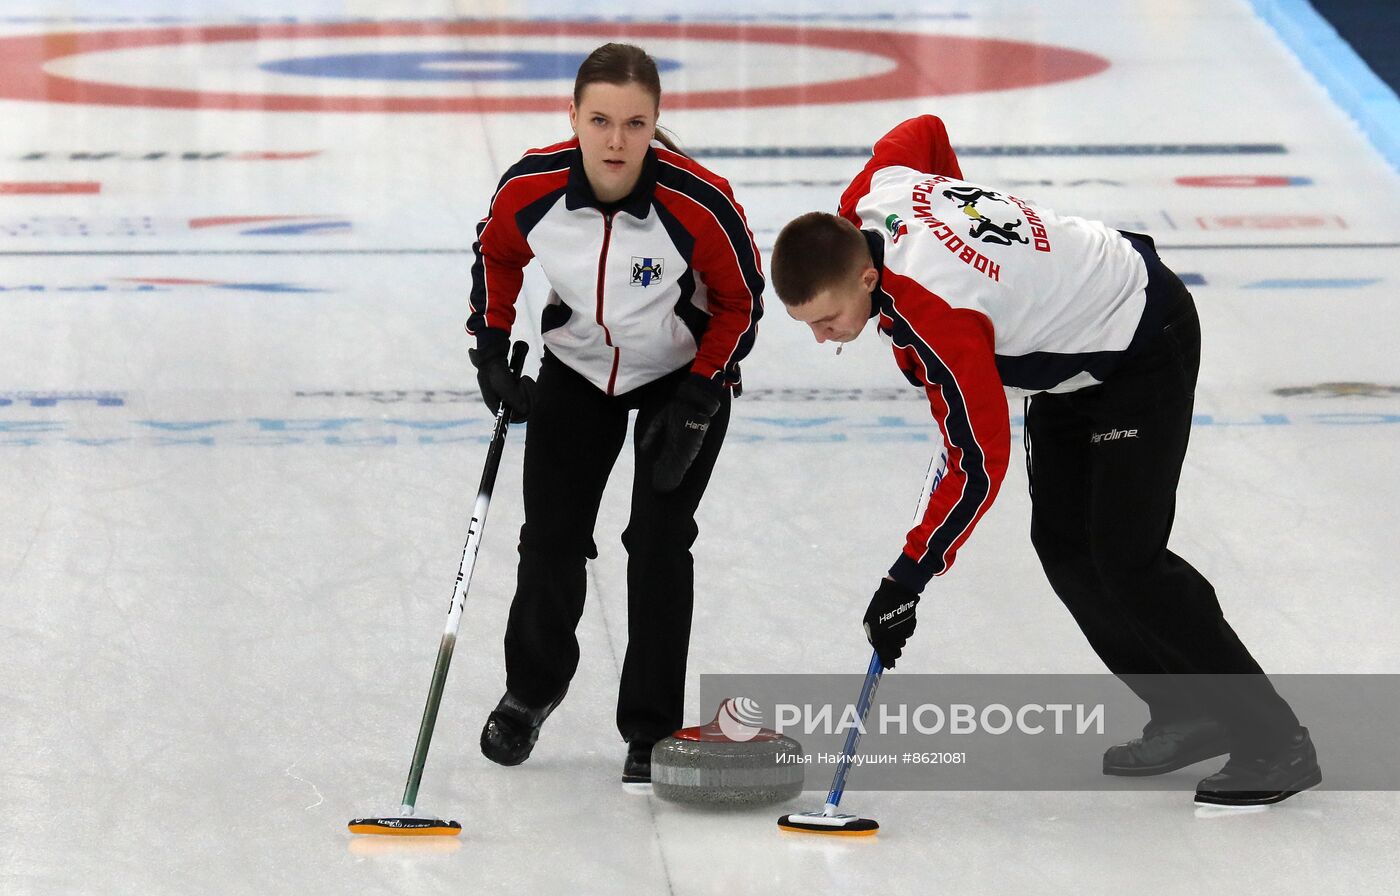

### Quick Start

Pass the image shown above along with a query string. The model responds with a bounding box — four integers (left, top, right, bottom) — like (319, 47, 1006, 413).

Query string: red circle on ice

(0, 21, 1109, 112)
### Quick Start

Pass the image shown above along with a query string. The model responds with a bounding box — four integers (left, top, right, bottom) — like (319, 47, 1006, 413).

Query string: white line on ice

(285, 762, 324, 810)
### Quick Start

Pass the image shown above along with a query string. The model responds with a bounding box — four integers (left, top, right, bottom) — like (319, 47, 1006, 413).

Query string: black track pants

(1026, 273, 1300, 753)
(502, 351, 730, 745)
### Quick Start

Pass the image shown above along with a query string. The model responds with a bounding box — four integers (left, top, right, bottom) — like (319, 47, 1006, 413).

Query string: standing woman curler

(466, 43, 764, 784)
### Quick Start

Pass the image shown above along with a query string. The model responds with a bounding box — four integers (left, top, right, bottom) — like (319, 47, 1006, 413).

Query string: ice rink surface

(2, 1, 1397, 893)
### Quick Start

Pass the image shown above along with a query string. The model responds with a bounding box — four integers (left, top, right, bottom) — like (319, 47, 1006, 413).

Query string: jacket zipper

(595, 211, 620, 395)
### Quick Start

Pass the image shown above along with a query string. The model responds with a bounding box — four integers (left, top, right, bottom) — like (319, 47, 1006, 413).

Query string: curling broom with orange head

(777, 649, 884, 835)
(349, 342, 529, 837)
(778, 451, 944, 836)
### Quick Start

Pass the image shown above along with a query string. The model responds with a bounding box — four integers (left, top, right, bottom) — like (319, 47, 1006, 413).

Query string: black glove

(863, 578, 920, 669)
(639, 375, 722, 493)
(468, 338, 535, 422)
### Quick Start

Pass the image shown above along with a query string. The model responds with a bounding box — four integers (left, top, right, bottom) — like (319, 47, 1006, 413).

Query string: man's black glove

(639, 375, 722, 493)
(468, 339, 535, 422)
(863, 578, 920, 669)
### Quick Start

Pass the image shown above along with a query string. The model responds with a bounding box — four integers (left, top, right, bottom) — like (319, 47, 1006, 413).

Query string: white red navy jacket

(467, 138, 764, 397)
(838, 115, 1158, 593)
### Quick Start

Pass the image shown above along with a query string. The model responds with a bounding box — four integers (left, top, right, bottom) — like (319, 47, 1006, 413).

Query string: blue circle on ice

(259, 51, 680, 82)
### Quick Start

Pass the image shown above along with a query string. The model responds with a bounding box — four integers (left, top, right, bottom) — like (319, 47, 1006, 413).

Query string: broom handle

(822, 452, 941, 814)
(400, 341, 528, 814)
(821, 650, 884, 814)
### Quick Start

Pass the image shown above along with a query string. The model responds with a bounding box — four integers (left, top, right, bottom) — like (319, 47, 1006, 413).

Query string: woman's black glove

(639, 375, 722, 493)
(469, 339, 535, 422)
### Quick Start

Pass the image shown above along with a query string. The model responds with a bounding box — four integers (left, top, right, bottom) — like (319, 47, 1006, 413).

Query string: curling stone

(652, 698, 804, 806)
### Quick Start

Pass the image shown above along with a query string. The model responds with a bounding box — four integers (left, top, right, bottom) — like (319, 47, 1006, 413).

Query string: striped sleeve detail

(839, 115, 963, 225)
(880, 272, 1009, 592)
(653, 151, 764, 389)
(466, 143, 574, 339)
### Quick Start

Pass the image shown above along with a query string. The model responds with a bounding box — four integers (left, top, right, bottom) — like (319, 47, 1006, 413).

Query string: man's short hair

(770, 211, 871, 306)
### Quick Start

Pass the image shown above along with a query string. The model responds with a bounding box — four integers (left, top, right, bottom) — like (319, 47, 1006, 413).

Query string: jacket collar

(863, 229, 887, 319)
(564, 144, 658, 219)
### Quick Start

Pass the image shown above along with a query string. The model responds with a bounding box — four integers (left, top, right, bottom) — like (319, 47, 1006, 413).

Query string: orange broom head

(777, 813, 879, 836)
(347, 816, 463, 837)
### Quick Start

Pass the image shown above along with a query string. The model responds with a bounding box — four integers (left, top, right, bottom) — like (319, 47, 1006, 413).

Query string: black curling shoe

(480, 689, 566, 767)
(1194, 728, 1322, 807)
(622, 741, 654, 784)
(1103, 716, 1231, 777)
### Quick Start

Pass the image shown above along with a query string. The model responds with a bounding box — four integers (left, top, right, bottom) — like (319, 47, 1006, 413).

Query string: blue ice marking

(259, 51, 679, 82)
(239, 220, 350, 237)
(1243, 278, 1381, 289)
